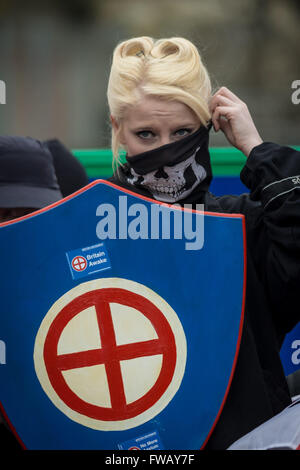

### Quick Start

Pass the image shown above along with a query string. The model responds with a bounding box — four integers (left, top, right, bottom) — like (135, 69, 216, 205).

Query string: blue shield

(0, 181, 245, 450)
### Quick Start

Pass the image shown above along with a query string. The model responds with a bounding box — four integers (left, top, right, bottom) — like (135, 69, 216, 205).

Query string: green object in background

(73, 147, 300, 178)
(73, 149, 116, 178)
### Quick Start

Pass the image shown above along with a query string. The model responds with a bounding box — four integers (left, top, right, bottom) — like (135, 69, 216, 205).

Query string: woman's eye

(175, 128, 192, 137)
(136, 130, 154, 139)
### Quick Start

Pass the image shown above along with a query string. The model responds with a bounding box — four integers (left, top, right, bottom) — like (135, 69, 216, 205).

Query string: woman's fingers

(209, 94, 234, 115)
(209, 87, 245, 117)
(210, 94, 245, 132)
(211, 105, 236, 131)
(216, 86, 243, 104)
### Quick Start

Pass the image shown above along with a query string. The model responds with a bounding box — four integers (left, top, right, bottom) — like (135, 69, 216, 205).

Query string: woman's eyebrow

(131, 122, 198, 132)
(132, 125, 155, 130)
(130, 124, 157, 132)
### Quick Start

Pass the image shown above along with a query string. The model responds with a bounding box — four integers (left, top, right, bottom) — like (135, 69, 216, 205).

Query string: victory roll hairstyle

(107, 36, 212, 166)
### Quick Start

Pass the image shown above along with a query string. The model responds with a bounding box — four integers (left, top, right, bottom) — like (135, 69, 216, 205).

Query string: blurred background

(0, 0, 299, 150)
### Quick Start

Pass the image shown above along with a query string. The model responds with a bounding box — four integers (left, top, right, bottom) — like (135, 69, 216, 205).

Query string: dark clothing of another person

(45, 139, 89, 198)
(0, 136, 62, 209)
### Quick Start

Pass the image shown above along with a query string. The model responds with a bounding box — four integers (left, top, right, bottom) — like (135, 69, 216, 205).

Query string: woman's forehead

(124, 95, 199, 125)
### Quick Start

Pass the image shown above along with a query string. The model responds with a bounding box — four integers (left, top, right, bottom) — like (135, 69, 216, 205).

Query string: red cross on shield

(71, 256, 87, 272)
(34, 278, 187, 431)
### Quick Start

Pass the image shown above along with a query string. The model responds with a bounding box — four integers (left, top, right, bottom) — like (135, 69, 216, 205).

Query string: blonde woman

(106, 37, 300, 449)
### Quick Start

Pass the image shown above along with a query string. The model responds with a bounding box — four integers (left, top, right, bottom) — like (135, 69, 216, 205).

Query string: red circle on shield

(43, 287, 177, 422)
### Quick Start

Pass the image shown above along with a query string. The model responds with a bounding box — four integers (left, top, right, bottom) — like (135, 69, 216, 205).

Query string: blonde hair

(107, 36, 212, 167)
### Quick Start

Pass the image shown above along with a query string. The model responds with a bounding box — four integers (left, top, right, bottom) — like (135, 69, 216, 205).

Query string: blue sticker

(118, 430, 164, 450)
(66, 242, 111, 280)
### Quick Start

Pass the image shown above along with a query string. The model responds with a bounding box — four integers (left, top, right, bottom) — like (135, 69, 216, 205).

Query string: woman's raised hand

(209, 87, 263, 157)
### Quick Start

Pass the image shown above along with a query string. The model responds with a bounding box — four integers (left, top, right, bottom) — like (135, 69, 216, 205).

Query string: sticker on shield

(33, 278, 187, 431)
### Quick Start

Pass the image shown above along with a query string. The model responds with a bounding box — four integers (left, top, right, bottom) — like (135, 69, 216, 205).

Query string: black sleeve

(240, 142, 300, 335)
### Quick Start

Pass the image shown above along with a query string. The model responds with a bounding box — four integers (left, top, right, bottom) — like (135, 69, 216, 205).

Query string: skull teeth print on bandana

(124, 124, 212, 203)
(128, 146, 206, 202)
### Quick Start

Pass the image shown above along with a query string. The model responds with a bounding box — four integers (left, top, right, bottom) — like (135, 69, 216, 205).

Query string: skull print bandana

(122, 124, 212, 203)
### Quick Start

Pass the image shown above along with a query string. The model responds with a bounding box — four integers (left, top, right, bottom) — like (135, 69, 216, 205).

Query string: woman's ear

(110, 115, 119, 132)
(110, 115, 126, 146)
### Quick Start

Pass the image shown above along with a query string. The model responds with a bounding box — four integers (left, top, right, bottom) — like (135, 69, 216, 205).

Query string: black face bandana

(118, 124, 212, 203)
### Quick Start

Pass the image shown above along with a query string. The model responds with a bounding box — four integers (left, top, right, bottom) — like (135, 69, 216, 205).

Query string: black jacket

(109, 142, 300, 449)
